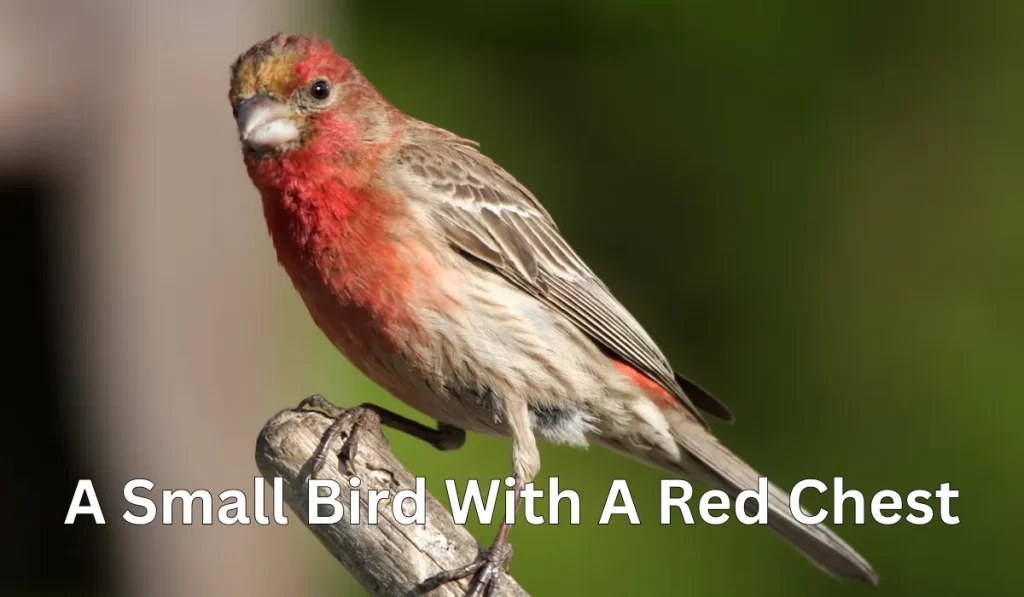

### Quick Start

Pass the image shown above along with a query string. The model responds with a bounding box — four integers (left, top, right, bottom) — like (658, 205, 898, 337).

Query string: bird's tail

(613, 409, 879, 584)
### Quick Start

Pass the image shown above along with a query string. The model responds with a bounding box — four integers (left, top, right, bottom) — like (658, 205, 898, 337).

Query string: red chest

(267, 193, 412, 337)
(260, 188, 435, 380)
(246, 148, 451, 404)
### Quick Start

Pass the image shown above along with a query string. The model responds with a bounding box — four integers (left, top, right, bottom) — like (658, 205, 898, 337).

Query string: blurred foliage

(293, 1, 1024, 595)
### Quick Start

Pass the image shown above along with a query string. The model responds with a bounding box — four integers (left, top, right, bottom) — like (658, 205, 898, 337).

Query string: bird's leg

(468, 486, 521, 597)
(421, 483, 521, 597)
(421, 400, 538, 597)
(296, 394, 466, 477)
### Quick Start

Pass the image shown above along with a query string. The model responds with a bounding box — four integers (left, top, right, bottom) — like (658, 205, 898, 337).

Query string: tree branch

(255, 408, 530, 597)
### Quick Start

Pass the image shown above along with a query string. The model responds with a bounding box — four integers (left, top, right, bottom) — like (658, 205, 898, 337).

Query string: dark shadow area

(0, 171, 110, 596)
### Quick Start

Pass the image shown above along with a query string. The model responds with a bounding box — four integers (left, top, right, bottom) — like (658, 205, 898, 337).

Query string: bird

(229, 32, 877, 595)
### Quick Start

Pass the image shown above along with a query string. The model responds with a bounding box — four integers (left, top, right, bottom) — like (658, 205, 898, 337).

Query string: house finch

(229, 33, 877, 593)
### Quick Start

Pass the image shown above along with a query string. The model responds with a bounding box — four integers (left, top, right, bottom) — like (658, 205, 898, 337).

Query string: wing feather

(394, 130, 732, 424)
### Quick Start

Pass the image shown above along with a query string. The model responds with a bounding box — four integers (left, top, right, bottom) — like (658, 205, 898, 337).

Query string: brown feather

(394, 125, 732, 425)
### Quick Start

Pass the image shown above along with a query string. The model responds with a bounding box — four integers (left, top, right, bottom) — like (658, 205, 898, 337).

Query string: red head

(228, 33, 395, 161)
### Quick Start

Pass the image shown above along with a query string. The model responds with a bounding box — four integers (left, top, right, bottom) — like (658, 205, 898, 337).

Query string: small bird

(230, 33, 877, 594)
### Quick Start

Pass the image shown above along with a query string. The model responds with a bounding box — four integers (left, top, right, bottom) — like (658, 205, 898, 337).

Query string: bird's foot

(296, 394, 381, 478)
(424, 543, 513, 597)
(296, 393, 346, 418)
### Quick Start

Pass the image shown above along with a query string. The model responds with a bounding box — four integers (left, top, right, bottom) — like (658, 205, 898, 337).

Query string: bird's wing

(394, 133, 732, 424)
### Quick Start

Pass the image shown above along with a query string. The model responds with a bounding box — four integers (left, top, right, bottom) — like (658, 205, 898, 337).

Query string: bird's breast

(257, 178, 459, 408)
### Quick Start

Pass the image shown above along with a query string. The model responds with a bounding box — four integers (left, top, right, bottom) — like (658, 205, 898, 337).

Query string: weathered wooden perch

(255, 408, 530, 597)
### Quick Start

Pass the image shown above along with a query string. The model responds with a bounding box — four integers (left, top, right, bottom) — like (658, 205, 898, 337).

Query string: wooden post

(255, 409, 530, 597)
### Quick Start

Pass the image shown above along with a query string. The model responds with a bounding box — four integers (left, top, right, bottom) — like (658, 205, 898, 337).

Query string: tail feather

(669, 421, 878, 584)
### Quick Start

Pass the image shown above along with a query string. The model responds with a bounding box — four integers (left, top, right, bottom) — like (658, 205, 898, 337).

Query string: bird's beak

(236, 95, 300, 150)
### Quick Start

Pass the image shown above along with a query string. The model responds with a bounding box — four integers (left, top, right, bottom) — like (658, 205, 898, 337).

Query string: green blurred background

(289, 1, 1021, 595)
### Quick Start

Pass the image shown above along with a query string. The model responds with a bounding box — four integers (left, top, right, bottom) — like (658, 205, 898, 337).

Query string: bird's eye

(310, 79, 331, 101)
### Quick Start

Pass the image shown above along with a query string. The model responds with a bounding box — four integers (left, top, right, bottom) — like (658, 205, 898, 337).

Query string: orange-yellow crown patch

(229, 33, 338, 106)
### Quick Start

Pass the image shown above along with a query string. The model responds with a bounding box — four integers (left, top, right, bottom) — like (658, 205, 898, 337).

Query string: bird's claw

(296, 395, 378, 479)
(424, 543, 513, 597)
(297, 393, 345, 418)
(466, 544, 512, 597)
